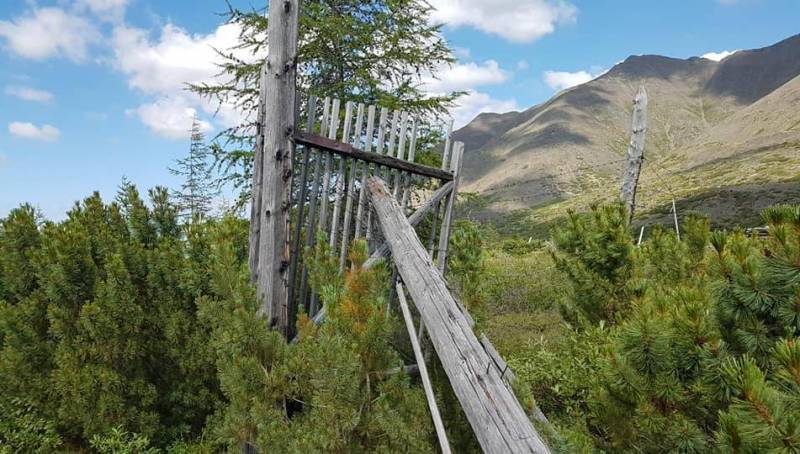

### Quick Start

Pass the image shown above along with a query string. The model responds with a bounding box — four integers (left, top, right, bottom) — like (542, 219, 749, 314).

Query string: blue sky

(1, 0, 798, 220)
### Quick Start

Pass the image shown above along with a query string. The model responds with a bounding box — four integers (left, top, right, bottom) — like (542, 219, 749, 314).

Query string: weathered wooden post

(250, 0, 300, 338)
(620, 86, 648, 221)
(436, 141, 464, 274)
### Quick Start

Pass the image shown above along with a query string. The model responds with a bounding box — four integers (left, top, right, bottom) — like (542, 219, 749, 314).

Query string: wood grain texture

(436, 142, 464, 274)
(367, 177, 550, 454)
(620, 86, 648, 220)
(254, 0, 299, 337)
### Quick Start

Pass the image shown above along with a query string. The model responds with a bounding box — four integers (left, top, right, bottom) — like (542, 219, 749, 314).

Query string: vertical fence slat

(339, 103, 365, 271)
(318, 98, 341, 233)
(384, 110, 401, 188)
(436, 141, 463, 275)
(299, 97, 331, 312)
(354, 104, 377, 239)
(287, 95, 317, 320)
(365, 107, 390, 246)
(330, 101, 354, 251)
(427, 119, 454, 259)
(401, 118, 419, 210)
(393, 112, 410, 198)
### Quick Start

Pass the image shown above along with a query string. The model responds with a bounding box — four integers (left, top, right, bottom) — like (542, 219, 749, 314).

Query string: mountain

(455, 34, 800, 233)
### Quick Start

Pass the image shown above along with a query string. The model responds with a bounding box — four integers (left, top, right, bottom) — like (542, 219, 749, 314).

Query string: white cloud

(0, 7, 100, 61)
(8, 122, 61, 142)
(701, 50, 738, 61)
(5, 86, 54, 103)
(75, 0, 130, 21)
(429, 0, 577, 43)
(451, 91, 518, 128)
(543, 69, 604, 91)
(127, 98, 212, 140)
(111, 22, 256, 139)
(423, 60, 510, 93)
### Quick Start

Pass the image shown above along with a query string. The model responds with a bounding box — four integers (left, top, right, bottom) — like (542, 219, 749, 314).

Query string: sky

(1, 0, 799, 220)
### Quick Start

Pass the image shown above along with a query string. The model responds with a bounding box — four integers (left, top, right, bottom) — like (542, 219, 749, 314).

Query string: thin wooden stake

(672, 198, 681, 240)
(396, 282, 452, 454)
(339, 103, 365, 271)
(637, 225, 645, 246)
(318, 98, 341, 232)
(428, 119, 454, 259)
(330, 101, 354, 251)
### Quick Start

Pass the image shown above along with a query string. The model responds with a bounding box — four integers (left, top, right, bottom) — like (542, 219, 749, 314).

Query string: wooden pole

(672, 198, 681, 240)
(366, 177, 549, 454)
(252, 0, 300, 337)
(620, 86, 648, 222)
(428, 119, 454, 260)
(436, 142, 464, 275)
(249, 65, 267, 285)
(396, 282, 452, 454)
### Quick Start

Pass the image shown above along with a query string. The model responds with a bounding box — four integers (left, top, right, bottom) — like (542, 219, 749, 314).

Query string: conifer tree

(170, 116, 217, 222)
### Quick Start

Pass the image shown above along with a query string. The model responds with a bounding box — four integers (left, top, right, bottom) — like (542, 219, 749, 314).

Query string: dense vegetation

(488, 204, 800, 452)
(0, 182, 499, 452)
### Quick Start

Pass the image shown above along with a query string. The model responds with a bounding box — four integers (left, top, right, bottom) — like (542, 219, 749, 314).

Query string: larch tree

(170, 116, 217, 222)
(190, 0, 462, 201)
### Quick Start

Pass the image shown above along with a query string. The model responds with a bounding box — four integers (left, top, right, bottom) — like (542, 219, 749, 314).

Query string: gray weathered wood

(396, 282, 452, 454)
(365, 107, 389, 246)
(330, 101, 354, 251)
(620, 86, 648, 221)
(299, 97, 331, 311)
(309, 180, 453, 327)
(428, 119, 455, 259)
(354, 104, 377, 239)
(287, 95, 317, 316)
(392, 111, 410, 198)
(318, 98, 341, 232)
(400, 118, 419, 210)
(671, 198, 681, 240)
(339, 103, 365, 272)
(253, 0, 299, 337)
(294, 132, 454, 182)
(436, 142, 464, 274)
(367, 177, 550, 454)
(249, 65, 268, 285)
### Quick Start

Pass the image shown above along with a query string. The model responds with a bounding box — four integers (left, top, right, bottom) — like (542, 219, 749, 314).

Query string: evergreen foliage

(542, 203, 800, 452)
(190, 0, 459, 199)
(170, 116, 217, 222)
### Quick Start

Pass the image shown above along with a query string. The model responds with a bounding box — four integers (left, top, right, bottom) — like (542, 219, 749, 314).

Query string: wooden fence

(248, 0, 550, 452)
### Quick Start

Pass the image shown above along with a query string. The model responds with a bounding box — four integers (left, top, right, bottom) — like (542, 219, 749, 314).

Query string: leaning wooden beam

(252, 0, 300, 338)
(308, 180, 453, 327)
(620, 86, 648, 221)
(294, 131, 454, 181)
(396, 282, 452, 454)
(367, 177, 550, 454)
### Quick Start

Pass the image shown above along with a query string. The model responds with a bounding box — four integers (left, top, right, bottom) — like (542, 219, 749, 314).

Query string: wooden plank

(392, 112, 410, 198)
(436, 142, 464, 274)
(339, 103, 365, 271)
(299, 97, 331, 311)
(330, 101, 354, 251)
(427, 119, 455, 259)
(287, 95, 318, 319)
(366, 177, 550, 454)
(400, 118, 419, 210)
(396, 282, 452, 454)
(365, 107, 389, 247)
(253, 0, 300, 338)
(354, 104, 377, 239)
(294, 132, 454, 181)
(318, 99, 341, 232)
(248, 65, 267, 285)
(309, 180, 453, 327)
(620, 86, 648, 221)
(384, 110, 401, 185)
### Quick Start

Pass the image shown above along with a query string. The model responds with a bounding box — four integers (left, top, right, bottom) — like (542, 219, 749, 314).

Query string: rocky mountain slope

(455, 34, 800, 232)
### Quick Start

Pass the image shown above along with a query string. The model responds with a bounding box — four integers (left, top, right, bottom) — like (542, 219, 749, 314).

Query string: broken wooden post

(251, 0, 300, 338)
(367, 176, 550, 454)
(620, 86, 648, 222)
